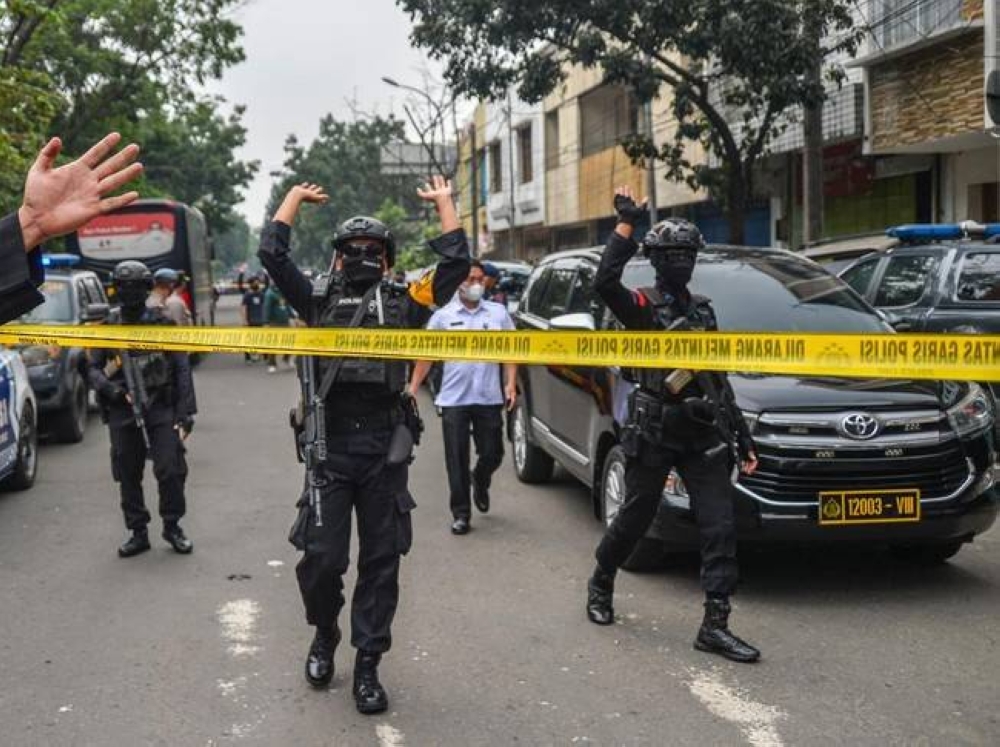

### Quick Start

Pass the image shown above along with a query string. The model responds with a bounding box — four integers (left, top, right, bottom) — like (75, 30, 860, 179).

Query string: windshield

(77, 210, 177, 261)
(21, 279, 74, 324)
(622, 249, 889, 333)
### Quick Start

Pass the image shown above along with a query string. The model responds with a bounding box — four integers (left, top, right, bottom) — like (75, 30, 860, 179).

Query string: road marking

(217, 599, 261, 657)
(687, 669, 785, 747)
(375, 723, 406, 747)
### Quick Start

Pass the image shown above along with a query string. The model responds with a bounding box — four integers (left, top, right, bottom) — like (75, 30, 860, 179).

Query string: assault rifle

(298, 356, 326, 527)
(120, 351, 151, 449)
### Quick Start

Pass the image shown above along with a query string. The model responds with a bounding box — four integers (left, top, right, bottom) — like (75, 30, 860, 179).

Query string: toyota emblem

(839, 413, 880, 440)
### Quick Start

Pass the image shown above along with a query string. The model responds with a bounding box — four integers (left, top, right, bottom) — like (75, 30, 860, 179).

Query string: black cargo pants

(109, 415, 188, 532)
(596, 441, 738, 595)
(295, 450, 416, 654)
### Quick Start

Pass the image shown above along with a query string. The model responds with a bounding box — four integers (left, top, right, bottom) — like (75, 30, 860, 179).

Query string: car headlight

(946, 383, 994, 437)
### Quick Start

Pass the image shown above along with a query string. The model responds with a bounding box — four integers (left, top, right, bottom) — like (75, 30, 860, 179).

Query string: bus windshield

(77, 210, 177, 261)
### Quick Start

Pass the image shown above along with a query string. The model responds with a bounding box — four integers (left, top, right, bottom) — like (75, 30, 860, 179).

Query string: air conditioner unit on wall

(986, 0, 1000, 128)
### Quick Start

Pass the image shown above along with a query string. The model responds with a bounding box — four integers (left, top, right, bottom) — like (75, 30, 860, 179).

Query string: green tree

(0, 0, 254, 227)
(266, 115, 424, 268)
(375, 198, 436, 270)
(0, 66, 61, 210)
(398, 0, 860, 243)
(212, 212, 254, 274)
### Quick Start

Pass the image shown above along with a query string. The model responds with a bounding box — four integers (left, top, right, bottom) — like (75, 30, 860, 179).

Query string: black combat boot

(118, 529, 151, 558)
(586, 565, 616, 626)
(694, 596, 760, 663)
(353, 650, 389, 715)
(305, 625, 340, 688)
(162, 523, 193, 554)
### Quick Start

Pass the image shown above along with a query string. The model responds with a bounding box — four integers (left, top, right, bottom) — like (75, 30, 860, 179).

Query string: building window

(545, 110, 560, 170)
(517, 124, 533, 184)
(871, 0, 963, 50)
(489, 141, 502, 194)
(580, 84, 639, 157)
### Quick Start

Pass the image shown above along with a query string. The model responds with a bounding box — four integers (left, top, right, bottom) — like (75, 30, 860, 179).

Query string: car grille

(739, 409, 972, 505)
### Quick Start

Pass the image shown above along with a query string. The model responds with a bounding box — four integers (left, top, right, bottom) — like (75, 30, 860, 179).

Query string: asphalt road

(0, 296, 997, 746)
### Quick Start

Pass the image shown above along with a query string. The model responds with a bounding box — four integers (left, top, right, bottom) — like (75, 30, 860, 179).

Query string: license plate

(818, 488, 921, 526)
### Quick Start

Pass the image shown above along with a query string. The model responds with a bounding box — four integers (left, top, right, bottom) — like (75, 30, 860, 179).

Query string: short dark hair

(469, 260, 485, 273)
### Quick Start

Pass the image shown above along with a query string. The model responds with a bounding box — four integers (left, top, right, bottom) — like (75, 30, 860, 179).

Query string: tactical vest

(631, 287, 717, 401)
(311, 273, 408, 396)
(108, 308, 172, 394)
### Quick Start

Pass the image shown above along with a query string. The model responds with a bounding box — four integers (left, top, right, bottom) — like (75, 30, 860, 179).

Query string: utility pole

(469, 120, 480, 257)
(506, 90, 518, 259)
(644, 99, 659, 225)
(802, 0, 824, 247)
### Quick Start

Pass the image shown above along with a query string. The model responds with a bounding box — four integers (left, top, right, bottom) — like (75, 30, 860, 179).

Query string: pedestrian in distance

(1, 132, 142, 325)
(585, 186, 762, 664)
(147, 268, 192, 325)
(240, 274, 266, 363)
(408, 260, 518, 535)
(87, 260, 197, 559)
(262, 282, 294, 373)
(258, 176, 470, 715)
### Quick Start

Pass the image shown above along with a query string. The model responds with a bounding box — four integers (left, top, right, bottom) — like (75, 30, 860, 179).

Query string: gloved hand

(614, 193, 647, 227)
(175, 416, 195, 439)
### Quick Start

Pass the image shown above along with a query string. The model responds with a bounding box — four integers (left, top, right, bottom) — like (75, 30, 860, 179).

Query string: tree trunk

(725, 170, 748, 245)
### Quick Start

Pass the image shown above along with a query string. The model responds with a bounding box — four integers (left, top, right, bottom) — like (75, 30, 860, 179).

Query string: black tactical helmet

(641, 218, 705, 257)
(113, 260, 154, 288)
(331, 216, 396, 267)
(113, 260, 153, 310)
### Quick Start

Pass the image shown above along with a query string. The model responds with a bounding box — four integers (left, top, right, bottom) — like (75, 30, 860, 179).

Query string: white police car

(0, 348, 38, 491)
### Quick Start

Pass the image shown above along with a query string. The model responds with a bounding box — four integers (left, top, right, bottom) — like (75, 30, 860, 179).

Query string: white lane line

(217, 599, 261, 657)
(375, 723, 406, 747)
(687, 669, 786, 747)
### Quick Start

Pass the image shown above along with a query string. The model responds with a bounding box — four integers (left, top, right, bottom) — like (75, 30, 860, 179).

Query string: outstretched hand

(18, 132, 143, 251)
(417, 175, 453, 205)
(291, 182, 328, 204)
(613, 185, 648, 227)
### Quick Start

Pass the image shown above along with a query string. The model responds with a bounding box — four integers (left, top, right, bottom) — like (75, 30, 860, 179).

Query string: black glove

(614, 193, 647, 227)
(176, 416, 195, 436)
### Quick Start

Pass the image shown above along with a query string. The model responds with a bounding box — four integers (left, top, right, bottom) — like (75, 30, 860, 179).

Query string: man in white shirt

(409, 261, 517, 535)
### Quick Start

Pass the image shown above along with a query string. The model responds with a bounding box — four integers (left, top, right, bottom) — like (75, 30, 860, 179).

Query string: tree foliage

(265, 115, 425, 269)
(398, 0, 860, 242)
(212, 211, 253, 273)
(0, 0, 256, 232)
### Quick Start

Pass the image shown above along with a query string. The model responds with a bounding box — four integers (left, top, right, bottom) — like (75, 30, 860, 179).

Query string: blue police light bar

(40, 253, 81, 268)
(887, 221, 1000, 241)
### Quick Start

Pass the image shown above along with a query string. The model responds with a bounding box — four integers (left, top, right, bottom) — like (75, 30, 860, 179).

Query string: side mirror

(549, 312, 596, 331)
(81, 302, 110, 322)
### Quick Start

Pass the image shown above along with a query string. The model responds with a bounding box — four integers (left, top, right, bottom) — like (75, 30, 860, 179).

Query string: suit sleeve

(405, 229, 471, 328)
(594, 231, 654, 330)
(257, 221, 314, 321)
(0, 212, 46, 324)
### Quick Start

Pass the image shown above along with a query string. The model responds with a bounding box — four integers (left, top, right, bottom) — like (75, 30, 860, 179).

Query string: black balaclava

(117, 282, 149, 323)
(339, 245, 385, 290)
(651, 247, 697, 295)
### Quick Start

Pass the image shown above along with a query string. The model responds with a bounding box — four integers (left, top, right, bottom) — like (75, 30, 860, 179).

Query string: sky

(211, 0, 448, 226)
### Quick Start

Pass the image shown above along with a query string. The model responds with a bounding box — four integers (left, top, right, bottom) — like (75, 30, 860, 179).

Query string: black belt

(325, 407, 403, 434)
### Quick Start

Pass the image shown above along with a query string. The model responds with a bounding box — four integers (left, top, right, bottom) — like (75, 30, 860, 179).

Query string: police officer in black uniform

(88, 260, 196, 558)
(585, 186, 761, 663)
(258, 177, 469, 714)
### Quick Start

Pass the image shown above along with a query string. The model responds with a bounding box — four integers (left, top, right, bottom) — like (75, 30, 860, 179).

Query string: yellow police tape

(0, 324, 998, 382)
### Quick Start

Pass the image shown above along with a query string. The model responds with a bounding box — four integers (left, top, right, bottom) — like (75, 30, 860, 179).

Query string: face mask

(461, 283, 485, 303)
(342, 254, 383, 287)
(651, 248, 696, 291)
(116, 284, 149, 320)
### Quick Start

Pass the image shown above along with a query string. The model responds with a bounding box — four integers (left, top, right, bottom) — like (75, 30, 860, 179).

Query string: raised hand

(291, 182, 328, 204)
(417, 175, 454, 205)
(613, 185, 648, 227)
(18, 133, 143, 251)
